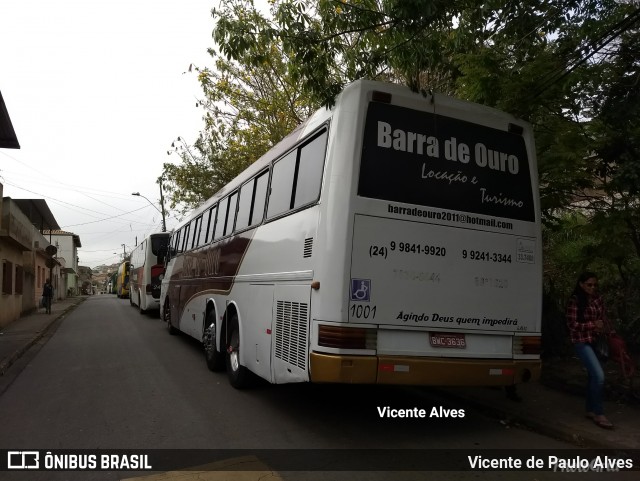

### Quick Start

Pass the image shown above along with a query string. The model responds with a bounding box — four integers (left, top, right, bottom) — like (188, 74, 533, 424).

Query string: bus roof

(172, 79, 532, 230)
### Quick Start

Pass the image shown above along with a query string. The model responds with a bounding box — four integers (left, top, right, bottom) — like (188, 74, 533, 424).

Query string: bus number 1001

(350, 304, 377, 320)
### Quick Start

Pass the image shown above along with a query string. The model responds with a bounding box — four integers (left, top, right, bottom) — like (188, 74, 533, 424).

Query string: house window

(15, 265, 24, 295)
(2, 260, 13, 295)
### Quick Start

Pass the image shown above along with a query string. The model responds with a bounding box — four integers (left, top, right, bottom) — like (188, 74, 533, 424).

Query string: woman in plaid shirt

(566, 272, 614, 429)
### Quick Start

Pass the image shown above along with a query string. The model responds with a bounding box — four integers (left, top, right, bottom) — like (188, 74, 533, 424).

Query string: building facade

(43, 230, 82, 297)
(0, 185, 78, 328)
(0, 193, 62, 326)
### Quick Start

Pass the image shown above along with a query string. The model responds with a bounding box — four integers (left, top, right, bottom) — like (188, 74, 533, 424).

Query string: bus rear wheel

(204, 310, 224, 372)
(225, 315, 251, 388)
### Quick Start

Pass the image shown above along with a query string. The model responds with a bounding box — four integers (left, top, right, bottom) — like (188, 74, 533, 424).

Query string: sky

(0, 0, 218, 268)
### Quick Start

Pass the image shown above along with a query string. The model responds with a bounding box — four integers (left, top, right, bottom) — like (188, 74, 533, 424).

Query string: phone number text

(462, 250, 512, 263)
(370, 242, 447, 259)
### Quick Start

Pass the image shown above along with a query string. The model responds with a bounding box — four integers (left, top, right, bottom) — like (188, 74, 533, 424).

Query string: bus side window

(267, 150, 297, 219)
(225, 192, 238, 236)
(235, 181, 253, 231)
(206, 205, 217, 243)
(294, 130, 327, 208)
(192, 216, 202, 249)
(250, 170, 269, 226)
(181, 223, 191, 252)
(199, 209, 212, 246)
(214, 198, 228, 240)
(173, 230, 182, 255)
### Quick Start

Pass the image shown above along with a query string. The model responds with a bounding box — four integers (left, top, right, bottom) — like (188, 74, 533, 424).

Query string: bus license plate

(429, 333, 466, 349)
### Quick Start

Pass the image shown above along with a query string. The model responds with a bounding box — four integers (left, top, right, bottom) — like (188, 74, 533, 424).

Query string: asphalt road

(0, 295, 634, 481)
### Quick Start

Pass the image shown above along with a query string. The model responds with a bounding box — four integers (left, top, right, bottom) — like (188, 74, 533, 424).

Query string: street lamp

(132, 190, 167, 232)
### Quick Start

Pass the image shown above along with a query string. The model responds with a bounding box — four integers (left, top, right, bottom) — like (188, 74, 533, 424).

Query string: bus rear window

(151, 235, 169, 257)
(358, 102, 535, 222)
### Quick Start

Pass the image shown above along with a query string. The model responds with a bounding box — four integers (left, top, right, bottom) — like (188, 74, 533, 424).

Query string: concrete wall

(0, 197, 32, 327)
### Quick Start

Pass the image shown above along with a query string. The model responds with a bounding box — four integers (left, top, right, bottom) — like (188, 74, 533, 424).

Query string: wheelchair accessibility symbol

(350, 279, 371, 302)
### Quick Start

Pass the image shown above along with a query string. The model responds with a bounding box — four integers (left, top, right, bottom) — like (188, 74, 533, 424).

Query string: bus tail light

(513, 336, 541, 355)
(318, 325, 377, 350)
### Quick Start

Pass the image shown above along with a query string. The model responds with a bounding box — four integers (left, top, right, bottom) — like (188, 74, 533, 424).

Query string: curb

(0, 297, 86, 376)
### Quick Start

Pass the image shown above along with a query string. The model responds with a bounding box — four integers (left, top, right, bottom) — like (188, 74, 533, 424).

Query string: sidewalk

(1, 297, 639, 451)
(437, 374, 640, 450)
(0, 295, 87, 375)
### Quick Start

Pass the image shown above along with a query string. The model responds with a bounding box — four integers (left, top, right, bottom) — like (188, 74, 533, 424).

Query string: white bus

(130, 232, 171, 314)
(160, 79, 542, 389)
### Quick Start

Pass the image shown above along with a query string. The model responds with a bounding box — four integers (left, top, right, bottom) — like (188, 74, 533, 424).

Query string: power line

(2, 179, 128, 219)
(62, 205, 150, 228)
(1, 178, 158, 228)
(0, 167, 134, 200)
(0, 150, 135, 212)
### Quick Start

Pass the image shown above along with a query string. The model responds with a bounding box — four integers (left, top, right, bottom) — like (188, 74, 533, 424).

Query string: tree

(162, 2, 317, 213)
(188, 0, 640, 345)
(214, 0, 467, 106)
(213, 1, 632, 105)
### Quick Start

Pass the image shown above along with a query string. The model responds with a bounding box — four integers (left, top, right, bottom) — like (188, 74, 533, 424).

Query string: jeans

(574, 342, 606, 415)
(44, 296, 52, 314)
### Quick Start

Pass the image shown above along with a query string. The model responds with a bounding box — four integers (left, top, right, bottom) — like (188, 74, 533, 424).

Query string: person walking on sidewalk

(43, 279, 53, 315)
(566, 271, 614, 430)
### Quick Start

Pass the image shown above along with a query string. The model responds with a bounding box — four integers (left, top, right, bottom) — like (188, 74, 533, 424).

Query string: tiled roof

(42, 229, 75, 235)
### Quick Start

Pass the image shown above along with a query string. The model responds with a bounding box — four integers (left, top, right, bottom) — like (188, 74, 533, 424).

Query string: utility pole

(158, 174, 167, 233)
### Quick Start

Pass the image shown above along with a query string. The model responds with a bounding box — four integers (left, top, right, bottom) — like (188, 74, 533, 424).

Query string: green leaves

(163, 1, 318, 214)
(169, 0, 640, 340)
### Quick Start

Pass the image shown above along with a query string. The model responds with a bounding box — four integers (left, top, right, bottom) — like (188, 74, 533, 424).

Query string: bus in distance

(130, 232, 170, 314)
(160, 79, 542, 389)
(115, 261, 130, 299)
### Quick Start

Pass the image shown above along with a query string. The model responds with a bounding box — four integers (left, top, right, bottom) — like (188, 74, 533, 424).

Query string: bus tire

(165, 300, 177, 335)
(204, 310, 224, 372)
(225, 315, 251, 388)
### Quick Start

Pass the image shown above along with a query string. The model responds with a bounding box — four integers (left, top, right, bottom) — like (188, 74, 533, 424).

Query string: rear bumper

(309, 352, 540, 386)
